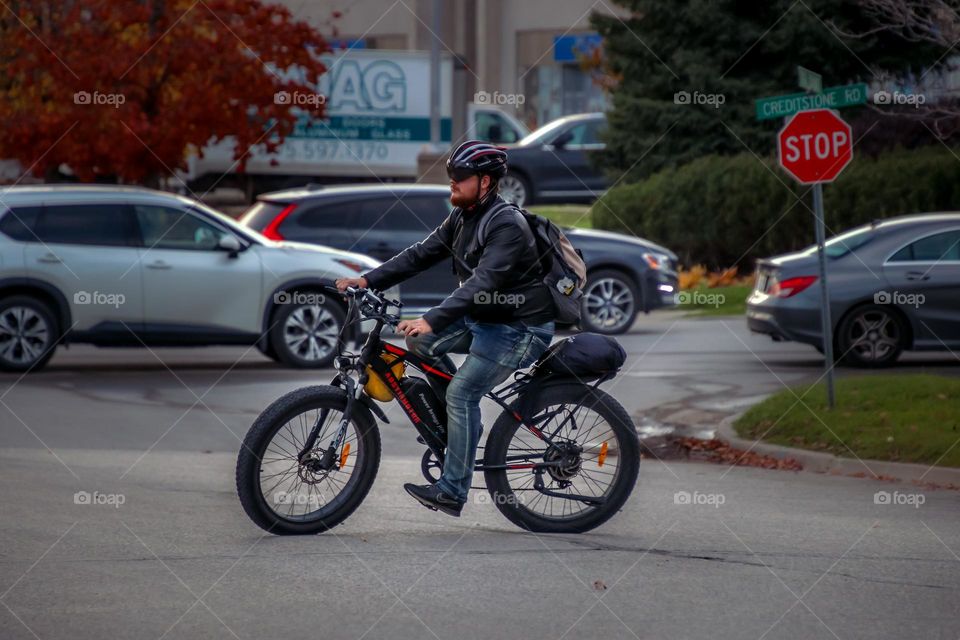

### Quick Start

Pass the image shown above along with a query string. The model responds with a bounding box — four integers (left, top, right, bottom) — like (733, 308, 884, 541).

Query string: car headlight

(334, 258, 370, 273)
(642, 252, 668, 270)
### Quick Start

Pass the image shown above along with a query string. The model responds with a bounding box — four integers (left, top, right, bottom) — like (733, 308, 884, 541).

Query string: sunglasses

(446, 166, 478, 182)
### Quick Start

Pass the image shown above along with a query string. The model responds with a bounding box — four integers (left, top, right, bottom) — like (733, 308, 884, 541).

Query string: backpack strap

(476, 200, 535, 250)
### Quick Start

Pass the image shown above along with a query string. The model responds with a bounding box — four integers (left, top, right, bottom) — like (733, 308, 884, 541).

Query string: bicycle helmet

(446, 140, 508, 181)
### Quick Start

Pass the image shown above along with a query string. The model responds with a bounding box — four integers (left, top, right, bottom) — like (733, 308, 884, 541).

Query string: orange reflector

(339, 443, 351, 468)
(598, 441, 609, 467)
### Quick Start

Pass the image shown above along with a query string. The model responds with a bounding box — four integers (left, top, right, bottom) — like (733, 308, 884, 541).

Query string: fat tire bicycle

(236, 286, 640, 534)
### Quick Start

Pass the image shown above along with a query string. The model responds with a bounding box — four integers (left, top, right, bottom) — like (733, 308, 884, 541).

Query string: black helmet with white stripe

(446, 140, 508, 181)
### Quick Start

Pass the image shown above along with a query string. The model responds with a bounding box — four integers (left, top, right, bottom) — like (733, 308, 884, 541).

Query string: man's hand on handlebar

(397, 317, 432, 337)
(335, 276, 367, 292)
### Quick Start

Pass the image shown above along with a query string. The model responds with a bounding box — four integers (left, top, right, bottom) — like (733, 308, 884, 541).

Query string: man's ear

(481, 174, 492, 192)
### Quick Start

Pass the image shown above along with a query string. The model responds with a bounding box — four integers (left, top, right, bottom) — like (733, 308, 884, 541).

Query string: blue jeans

(405, 317, 554, 502)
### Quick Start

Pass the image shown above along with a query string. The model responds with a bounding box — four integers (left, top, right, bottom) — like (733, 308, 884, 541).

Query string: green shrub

(592, 147, 960, 269)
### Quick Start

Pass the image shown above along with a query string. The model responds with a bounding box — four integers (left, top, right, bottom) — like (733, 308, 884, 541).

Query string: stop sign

(777, 109, 853, 184)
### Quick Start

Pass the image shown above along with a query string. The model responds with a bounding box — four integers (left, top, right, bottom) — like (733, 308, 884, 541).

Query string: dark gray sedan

(747, 213, 960, 367)
(498, 113, 608, 207)
(241, 183, 679, 335)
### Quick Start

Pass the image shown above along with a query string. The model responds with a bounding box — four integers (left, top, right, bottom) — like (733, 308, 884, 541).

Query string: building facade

(275, 0, 629, 128)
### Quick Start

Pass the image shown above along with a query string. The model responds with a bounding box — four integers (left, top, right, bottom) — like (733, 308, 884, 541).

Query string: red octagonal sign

(778, 109, 853, 184)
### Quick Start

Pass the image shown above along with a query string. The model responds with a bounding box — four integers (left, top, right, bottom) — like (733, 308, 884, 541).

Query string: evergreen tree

(591, 0, 943, 182)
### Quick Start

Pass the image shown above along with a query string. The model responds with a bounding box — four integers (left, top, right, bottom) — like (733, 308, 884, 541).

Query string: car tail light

(769, 275, 817, 298)
(262, 203, 297, 240)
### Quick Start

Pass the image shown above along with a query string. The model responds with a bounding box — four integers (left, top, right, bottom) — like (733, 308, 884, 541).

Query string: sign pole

(812, 183, 836, 409)
(777, 108, 851, 409)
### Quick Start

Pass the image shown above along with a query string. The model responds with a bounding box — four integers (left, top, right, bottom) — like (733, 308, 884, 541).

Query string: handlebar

(334, 285, 402, 326)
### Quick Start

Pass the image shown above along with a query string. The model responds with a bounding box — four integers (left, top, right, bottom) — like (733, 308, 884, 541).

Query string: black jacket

(361, 194, 554, 332)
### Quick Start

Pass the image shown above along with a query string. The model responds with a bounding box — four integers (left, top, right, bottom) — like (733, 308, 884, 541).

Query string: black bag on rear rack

(532, 333, 626, 381)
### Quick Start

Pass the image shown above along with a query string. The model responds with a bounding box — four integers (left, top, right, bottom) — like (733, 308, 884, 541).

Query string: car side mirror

(218, 234, 243, 257)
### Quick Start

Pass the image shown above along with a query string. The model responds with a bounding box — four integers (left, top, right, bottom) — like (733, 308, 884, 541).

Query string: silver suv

(0, 185, 387, 372)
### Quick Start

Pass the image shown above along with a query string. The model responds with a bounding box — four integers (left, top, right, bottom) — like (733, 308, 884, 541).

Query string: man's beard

(450, 182, 495, 208)
(450, 190, 476, 208)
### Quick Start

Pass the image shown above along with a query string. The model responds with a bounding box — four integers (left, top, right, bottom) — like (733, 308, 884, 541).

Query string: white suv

(0, 185, 388, 372)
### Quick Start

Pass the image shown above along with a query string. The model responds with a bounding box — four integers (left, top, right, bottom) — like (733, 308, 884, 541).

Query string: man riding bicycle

(335, 140, 555, 517)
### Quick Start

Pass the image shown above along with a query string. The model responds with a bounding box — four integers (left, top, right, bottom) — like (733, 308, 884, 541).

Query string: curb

(717, 412, 960, 487)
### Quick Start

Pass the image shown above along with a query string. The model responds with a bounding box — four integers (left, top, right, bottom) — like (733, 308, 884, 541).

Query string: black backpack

(478, 202, 588, 324)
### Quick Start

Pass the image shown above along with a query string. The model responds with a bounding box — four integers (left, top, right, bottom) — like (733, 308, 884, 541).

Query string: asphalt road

(1, 312, 958, 639)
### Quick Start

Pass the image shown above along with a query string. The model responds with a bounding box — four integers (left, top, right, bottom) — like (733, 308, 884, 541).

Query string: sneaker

(403, 483, 464, 517)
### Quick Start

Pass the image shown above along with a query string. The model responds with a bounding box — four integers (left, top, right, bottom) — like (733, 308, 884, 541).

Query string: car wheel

(837, 304, 906, 368)
(268, 295, 345, 368)
(499, 172, 530, 207)
(0, 296, 58, 373)
(580, 269, 639, 335)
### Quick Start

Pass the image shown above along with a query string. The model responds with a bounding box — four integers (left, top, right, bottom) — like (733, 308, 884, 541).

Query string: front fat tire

(483, 383, 640, 533)
(236, 385, 381, 535)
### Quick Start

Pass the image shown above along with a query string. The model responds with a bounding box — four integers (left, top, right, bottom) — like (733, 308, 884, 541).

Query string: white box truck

(180, 49, 528, 199)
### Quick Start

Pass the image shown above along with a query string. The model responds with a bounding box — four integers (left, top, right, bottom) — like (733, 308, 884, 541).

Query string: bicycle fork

(297, 375, 360, 472)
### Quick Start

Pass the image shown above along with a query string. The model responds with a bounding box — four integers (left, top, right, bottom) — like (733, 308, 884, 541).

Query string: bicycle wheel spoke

(496, 397, 629, 523)
(256, 403, 365, 523)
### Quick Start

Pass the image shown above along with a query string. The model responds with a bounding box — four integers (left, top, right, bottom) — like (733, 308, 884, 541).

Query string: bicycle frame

(299, 287, 612, 501)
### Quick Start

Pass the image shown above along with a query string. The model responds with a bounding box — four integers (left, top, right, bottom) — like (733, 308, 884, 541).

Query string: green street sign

(797, 66, 822, 93)
(755, 83, 869, 121)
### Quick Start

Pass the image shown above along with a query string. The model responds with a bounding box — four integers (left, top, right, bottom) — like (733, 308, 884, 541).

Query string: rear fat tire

(236, 385, 381, 535)
(483, 383, 640, 533)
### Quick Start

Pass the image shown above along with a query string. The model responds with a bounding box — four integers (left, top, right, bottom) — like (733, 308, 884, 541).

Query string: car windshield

(518, 118, 576, 147)
(805, 225, 875, 258)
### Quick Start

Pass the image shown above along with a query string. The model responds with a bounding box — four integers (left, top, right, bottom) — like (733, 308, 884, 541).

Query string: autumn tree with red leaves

(0, 0, 329, 186)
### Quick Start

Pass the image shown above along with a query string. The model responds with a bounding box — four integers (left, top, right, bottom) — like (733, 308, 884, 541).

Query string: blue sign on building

(553, 33, 603, 62)
(330, 38, 366, 51)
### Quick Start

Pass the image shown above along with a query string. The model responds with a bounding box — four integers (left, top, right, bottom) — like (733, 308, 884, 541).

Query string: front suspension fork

(298, 374, 360, 470)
